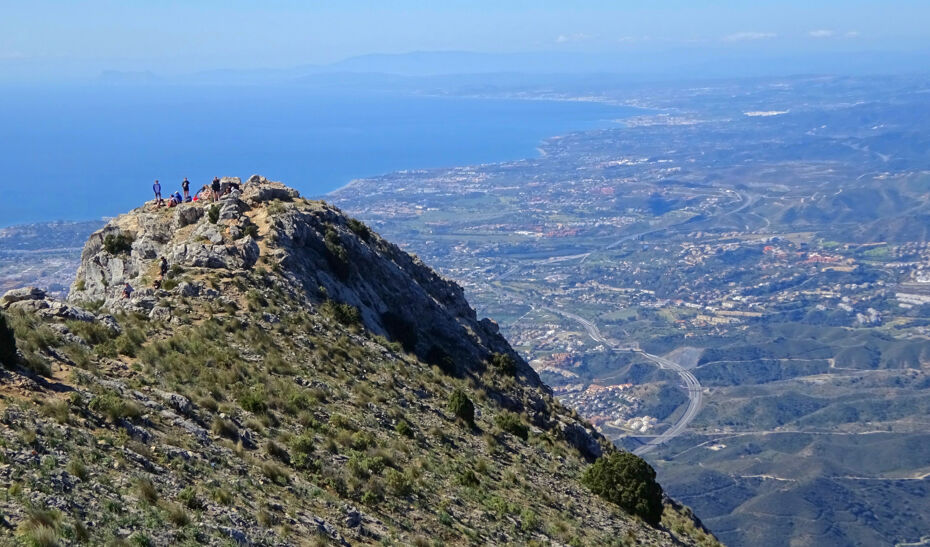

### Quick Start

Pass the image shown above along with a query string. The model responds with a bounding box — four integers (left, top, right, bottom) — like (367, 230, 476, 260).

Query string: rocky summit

(0, 177, 716, 546)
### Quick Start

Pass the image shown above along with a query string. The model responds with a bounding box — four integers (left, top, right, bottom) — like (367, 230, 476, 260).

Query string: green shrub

(266, 440, 290, 463)
(320, 300, 361, 328)
(207, 205, 220, 224)
(260, 461, 289, 485)
(347, 218, 371, 241)
(581, 452, 664, 526)
(494, 411, 529, 441)
(489, 352, 517, 376)
(89, 392, 141, 423)
(164, 501, 190, 527)
(385, 469, 412, 497)
(457, 468, 480, 488)
(102, 232, 134, 255)
(448, 389, 475, 426)
(211, 418, 238, 440)
(0, 311, 17, 368)
(135, 477, 159, 504)
(66, 458, 88, 481)
(178, 486, 204, 510)
(289, 433, 315, 469)
(17, 505, 62, 547)
(239, 387, 268, 414)
(394, 420, 414, 438)
(242, 223, 259, 239)
(324, 228, 350, 279)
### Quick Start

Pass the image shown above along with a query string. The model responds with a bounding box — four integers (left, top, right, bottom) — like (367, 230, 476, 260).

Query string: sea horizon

(0, 84, 640, 227)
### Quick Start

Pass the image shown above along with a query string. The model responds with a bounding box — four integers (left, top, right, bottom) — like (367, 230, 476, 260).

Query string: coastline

(324, 95, 652, 198)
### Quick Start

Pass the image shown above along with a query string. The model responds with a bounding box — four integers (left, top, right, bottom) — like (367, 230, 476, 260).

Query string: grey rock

(242, 180, 299, 205)
(559, 421, 603, 462)
(155, 390, 193, 415)
(174, 205, 204, 228)
(218, 526, 249, 545)
(159, 410, 209, 442)
(236, 236, 260, 269)
(41, 301, 95, 322)
(131, 237, 159, 260)
(149, 306, 171, 321)
(98, 315, 121, 334)
(175, 282, 200, 297)
(118, 420, 152, 444)
(193, 223, 224, 245)
(345, 508, 362, 528)
(1, 287, 46, 306)
(7, 299, 50, 313)
(219, 198, 246, 221)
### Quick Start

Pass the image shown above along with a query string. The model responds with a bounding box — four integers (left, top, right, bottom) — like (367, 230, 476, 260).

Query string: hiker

(211, 177, 221, 203)
(173, 191, 183, 204)
(159, 256, 169, 277)
(153, 179, 163, 206)
(182, 177, 190, 201)
(153, 278, 162, 290)
(122, 283, 134, 299)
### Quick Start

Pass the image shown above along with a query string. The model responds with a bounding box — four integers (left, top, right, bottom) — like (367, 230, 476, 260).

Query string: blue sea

(0, 85, 634, 226)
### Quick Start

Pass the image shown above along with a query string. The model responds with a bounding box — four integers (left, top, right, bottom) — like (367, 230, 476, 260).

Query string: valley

(330, 74, 930, 546)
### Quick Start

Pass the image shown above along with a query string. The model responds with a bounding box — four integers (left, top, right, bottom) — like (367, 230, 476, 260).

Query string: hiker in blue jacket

(153, 179, 163, 205)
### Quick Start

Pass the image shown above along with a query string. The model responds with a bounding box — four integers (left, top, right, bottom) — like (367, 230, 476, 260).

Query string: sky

(2, 1, 929, 81)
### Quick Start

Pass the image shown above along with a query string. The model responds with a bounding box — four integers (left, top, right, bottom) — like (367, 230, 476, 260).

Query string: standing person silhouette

(211, 177, 221, 203)
(182, 177, 190, 201)
(153, 179, 163, 205)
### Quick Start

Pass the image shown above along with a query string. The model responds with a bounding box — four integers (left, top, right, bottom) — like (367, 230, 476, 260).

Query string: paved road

(486, 190, 758, 454)
(631, 350, 703, 456)
(541, 305, 704, 455)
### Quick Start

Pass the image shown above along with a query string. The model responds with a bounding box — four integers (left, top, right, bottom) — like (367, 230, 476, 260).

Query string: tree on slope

(582, 451, 664, 526)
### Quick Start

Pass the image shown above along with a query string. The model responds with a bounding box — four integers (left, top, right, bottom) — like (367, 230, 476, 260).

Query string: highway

(484, 190, 758, 456)
(541, 305, 703, 455)
(631, 350, 703, 456)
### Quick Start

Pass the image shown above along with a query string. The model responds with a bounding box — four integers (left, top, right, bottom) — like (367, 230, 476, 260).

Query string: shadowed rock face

(68, 176, 539, 385)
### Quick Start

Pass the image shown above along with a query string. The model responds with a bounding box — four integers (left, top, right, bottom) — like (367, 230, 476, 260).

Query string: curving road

(631, 350, 703, 455)
(541, 305, 703, 455)
(485, 189, 758, 455)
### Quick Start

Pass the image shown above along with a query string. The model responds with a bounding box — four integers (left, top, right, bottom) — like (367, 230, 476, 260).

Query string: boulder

(242, 180, 300, 205)
(559, 421, 604, 462)
(219, 197, 246, 221)
(1, 287, 46, 307)
(149, 306, 171, 321)
(193, 223, 224, 245)
(174, 205, 204, 228)
(236, 236, 260, 269)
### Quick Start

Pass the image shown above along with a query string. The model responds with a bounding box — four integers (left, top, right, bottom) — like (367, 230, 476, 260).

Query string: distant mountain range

(93, 49, 930, 86)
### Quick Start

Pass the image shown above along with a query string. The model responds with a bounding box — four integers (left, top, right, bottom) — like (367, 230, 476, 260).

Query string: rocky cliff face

(69, 176, 534, 386)
(0, 177, 716, 546)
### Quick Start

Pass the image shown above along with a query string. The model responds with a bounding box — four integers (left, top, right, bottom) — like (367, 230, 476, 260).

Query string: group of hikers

(125, 175, 248, 299)
(122, 256, 169, 299)
(152, 176, 241, 208)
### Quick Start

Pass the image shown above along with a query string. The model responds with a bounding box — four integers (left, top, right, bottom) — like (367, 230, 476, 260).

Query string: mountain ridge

(0, 177, 716, 545)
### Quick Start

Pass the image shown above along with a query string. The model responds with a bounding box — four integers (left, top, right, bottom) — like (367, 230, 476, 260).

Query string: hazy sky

(3, 1, 929, 79)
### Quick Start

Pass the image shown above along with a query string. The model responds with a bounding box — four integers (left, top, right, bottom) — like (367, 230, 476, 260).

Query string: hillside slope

(0, 178, 716, 546)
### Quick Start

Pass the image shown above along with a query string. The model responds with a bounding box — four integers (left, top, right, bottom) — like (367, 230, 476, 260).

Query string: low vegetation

(102, 232, 134, 255)
(582, 452, 664, 527)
